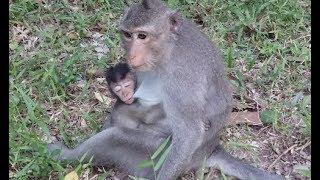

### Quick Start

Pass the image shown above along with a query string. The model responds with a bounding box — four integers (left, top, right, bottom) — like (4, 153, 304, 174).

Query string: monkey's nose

(129, 55, 136, 61)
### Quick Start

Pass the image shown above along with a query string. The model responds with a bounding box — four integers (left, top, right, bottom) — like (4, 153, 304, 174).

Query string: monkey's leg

(48, 127, 166, 179)
(156, 124, 204, 180)
(205, 145, 283, 180)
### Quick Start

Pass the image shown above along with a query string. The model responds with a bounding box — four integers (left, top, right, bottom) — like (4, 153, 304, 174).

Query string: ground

(9, 0, 310, 179)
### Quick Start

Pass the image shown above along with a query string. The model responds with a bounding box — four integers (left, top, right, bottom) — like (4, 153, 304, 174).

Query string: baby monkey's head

(105, 63, 136, 104)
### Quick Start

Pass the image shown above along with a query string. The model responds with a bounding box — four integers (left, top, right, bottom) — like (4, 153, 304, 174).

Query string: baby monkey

(103, 63, 166, 130)
(103, 62, 210, 131)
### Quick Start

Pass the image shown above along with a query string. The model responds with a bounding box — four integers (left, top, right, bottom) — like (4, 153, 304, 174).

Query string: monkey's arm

(110, 105, 141, 129)
(158, 90, 205, 180)
(119, 103, 163, 124)
(156, 77, 207, 179)
(143, 104, 165, 124)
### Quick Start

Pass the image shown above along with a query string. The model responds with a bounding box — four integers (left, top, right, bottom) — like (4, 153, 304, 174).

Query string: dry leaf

(64, 171, 79, 180)
(70, 6, 80, 12)
(67, 31, 79, 40)
(97, 53, 104, 60)
(41, 134, 57, 144)
(80, 119, 88, 128)
(227, 111, 263, 126)
(80, 168, 90, 180)
(94, 92, 111, 105)
(96, 78, 105, 83)
(12, 26, 30, 43)
(94, 46, 109, 53)
(86, 68, 105, 79)
(9, 171, 14, 178)
(92, 32, 103, 39)
(34, 0, 44, 4)
(76, 80, 86, 88)
(24, 36, 38, 51)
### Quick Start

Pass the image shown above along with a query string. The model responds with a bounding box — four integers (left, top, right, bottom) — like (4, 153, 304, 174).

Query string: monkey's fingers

(202, 119, 211, 131)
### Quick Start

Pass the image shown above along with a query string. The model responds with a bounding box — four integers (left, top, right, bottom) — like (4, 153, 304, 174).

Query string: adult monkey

(118, 0, 282, 179)
(48, 0, 282, 179)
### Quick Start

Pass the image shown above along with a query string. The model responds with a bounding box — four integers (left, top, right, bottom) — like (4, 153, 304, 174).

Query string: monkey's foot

(47, 141, 68, 159)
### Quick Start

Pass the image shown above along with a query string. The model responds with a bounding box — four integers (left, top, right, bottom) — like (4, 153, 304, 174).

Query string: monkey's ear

(142, 0, 162, 10)
(169, 11, 182, 33)
(124, 0, 129, 6)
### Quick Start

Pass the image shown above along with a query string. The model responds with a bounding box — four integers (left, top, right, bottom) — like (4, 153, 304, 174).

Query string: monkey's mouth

(124, 95, 134, 104)
(131, 64, 144, 69)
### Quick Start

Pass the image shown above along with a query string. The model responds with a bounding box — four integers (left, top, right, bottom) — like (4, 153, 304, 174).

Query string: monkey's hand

(202, 119, 211, 131)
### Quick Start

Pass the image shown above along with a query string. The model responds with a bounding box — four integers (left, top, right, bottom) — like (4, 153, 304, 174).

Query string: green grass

(9, 0, 310, 179)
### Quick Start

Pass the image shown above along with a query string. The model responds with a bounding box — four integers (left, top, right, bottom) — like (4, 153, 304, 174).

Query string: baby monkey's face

(110, 73, 135, 104)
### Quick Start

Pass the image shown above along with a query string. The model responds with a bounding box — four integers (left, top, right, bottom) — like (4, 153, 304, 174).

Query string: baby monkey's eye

(124, 82, 132, 87)
(122, 31, 132, 39)
(138, 33, 147, 39)
(114, 86, 121, 92)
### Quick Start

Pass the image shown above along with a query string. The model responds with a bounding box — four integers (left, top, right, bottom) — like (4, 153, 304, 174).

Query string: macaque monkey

(102, 62, 166, 131)
(118, 0, 282, 179)
(48, 0, 282, 179)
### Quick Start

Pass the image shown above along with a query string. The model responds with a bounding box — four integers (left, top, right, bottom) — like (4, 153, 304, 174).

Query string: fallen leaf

(96, 78, 105, 83)
(34, 0, 44, 4)
(9, 41, 19, 50)
(80, 119, 88, 128)
(227, 111, 263, 126)
(9, 171, 14, 178)
(94, 46, 108, 53)
(64, 171, 79, 180)
(92, 32, 103, 39)
(41, 134, 57, 144)
(94, 92, 111, 105)
(86, 68, 105, 79)
(97, 53, 104, 60)
(12, 25, 30, 43)
(70, 6, 80, 12)
(80, 168, 90, 179)
(24, 36, 38, 51)
(76, 80, 86, 88)
(67, 31, 79, 40)
(291, 91, 304, 106)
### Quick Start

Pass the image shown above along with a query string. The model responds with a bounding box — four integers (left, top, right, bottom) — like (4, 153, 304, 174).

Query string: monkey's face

(120, 29, 157, 71)
(118, 1, 182, 71)
(110, 73, 135, 104)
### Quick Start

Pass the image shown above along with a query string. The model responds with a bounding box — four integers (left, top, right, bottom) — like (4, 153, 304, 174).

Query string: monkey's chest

(133, 73, 162, 106)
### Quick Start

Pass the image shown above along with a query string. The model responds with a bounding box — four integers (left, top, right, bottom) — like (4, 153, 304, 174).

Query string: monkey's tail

(205, 145, 283, 180)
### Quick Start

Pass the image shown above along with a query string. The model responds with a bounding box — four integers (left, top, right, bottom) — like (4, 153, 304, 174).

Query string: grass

(9, 0, 310, 179)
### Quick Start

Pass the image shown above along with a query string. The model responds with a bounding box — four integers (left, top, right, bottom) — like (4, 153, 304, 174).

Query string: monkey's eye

(122, 31, 132, 39)
(137, 33, 147, 40)
(114, 86, 121, 92)
(124, 82, 132, 87)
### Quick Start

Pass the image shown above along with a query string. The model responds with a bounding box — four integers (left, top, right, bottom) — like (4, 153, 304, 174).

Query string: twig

(267, 144, 297, 171)
(204, 169, 214, 180)
(296, 140, 311, 151)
